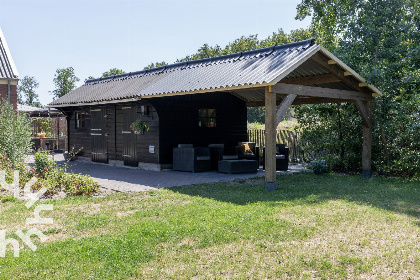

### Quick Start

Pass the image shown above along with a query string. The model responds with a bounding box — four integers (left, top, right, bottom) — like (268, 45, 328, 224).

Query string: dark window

(75, 112, 85, 129)
(198, 109, 216, 127)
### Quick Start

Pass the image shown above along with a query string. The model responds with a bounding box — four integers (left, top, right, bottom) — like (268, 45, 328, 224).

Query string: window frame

(198, 108, 216, 128)
(75, 112, 86, 129)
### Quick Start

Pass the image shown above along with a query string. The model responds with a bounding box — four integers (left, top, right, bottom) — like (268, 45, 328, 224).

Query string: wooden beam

(293, 97, 355, 105)
(361, 101, 372, 178)
(246, 97, 357, 107)
(280, 74, 341, 86)
(265, 86, 277, 190)
(328, 60, 337, 64)
(354, 100, 371, 128)
(359, 83, 367, 87)
(271, 83, 372, 101)
(276, 94, 296, 125)
(344, 71, 352, 76)
(310, 52, 372, 95)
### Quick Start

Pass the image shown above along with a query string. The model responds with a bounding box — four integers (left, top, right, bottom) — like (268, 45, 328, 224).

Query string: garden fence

(247, 129, 304, 163)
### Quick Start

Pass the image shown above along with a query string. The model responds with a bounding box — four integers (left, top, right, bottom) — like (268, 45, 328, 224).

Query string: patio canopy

(49, 39, 380, 190)
(18, 104, 62, 117)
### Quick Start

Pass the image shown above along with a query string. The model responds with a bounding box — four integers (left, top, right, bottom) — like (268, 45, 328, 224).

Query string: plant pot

(39, 134, 45, 138)
(311, 160, 326, 175)
(313, 168, 326, 175)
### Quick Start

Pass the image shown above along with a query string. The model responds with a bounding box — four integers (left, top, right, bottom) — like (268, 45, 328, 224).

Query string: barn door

(122, 106, 137, 166)
(90, 107, 108, 163)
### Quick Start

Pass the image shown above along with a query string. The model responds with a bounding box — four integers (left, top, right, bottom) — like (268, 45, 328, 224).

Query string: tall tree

(18, 75, 42, 107)
(51, 67, 80, 99)
(295, 0, 420, 177)
(101, 68, 126, 77)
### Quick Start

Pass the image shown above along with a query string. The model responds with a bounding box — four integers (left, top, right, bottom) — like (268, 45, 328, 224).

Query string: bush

(0, 102, 32, 168)
(31, 151, 100, 196)
(33, 169, 100, 196)
(0, 155, 32, 188)
(34, 150, 57, 177)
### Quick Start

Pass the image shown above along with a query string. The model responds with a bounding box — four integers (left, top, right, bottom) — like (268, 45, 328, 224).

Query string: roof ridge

(85, 39, 315, 85)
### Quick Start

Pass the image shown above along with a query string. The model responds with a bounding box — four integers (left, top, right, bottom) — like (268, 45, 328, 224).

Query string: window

(75, 112, 85, 129)
(198, 108, 216, 127)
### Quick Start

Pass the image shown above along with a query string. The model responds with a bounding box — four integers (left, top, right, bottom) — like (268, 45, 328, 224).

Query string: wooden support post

(276, 94, 297, 125)
(354, 100, 371, 128)
(265, 86, 277, 190)
(361, 101, 372, 178)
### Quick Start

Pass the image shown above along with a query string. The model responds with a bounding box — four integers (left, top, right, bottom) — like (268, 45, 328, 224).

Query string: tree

(294, 0, 420, 177)
(84, 76, 96, 82)
(101, 68, 126, 78)
(18, 76, 42, 107)
(51, 67, 80, 99)
(0, 102, 32, 168)
(247, 107, 265, 124)
(143, 62, 168, 70)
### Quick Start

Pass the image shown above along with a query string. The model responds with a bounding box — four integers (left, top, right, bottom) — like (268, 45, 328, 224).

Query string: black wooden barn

(49, 39, 381, 188)
(52, 92, 246, 170)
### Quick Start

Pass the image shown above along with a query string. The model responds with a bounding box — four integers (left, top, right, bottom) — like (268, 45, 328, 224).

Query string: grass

(0, 173, 419, 279)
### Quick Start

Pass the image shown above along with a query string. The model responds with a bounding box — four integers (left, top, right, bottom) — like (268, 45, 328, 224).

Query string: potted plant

(38, 132, 46, 138)
(311, 160, 327, 175)
(130, 119, 149, 134)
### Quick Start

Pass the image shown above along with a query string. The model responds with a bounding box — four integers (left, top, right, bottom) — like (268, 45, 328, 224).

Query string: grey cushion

(196, 156, 211, 161)
(222, 155, 239, 160)
(178, 144, 193, 148)
(208, 144, 224, 148)
(275, 154, 286, 159)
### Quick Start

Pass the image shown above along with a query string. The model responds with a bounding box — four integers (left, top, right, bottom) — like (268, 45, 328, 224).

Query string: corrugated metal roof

(49, 38, 382, 107)
(0, 28, 18, 80)
(50, 39, 320, 106)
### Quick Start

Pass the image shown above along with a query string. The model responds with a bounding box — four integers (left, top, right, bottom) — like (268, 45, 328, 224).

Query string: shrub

(60, 173, 100, 196)
(0, 155, 32, 188)
(0, 102, 32, 169)
(34, 151, 57, 177)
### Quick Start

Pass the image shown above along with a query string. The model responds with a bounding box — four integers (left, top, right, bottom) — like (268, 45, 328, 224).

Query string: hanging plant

(130, 119, 149, 134)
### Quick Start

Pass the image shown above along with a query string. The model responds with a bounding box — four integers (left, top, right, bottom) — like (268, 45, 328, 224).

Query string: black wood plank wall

(63, 91, 246, 166)
(148, 92, 248, 165)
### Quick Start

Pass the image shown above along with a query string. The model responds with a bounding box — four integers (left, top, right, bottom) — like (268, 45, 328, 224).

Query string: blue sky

(0, 0, 311, 105)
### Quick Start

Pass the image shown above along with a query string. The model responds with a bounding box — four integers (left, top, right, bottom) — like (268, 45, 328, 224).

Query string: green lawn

(0, 173, 419, 279)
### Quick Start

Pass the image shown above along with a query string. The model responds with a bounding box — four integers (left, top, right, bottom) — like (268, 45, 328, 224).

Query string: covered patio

(222, 41, 381, 189)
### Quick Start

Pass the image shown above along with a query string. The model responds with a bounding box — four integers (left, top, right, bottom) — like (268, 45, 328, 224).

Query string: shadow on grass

(171, 173, 420, 221)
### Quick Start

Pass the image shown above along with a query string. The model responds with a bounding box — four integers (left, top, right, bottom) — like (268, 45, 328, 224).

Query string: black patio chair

(263, 144, 289, 171)
(236, 142, 260, 169)
(173, 144, 211, 172)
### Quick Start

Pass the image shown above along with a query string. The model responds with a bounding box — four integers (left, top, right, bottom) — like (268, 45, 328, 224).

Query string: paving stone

(27, 154, 307, 192)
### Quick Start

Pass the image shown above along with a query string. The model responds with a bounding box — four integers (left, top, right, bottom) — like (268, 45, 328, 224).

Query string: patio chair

(236, 142, 260, 169)
(208, 144, 241, 169)
(173, 144, 211, 172)
(263, 144, 289, 171)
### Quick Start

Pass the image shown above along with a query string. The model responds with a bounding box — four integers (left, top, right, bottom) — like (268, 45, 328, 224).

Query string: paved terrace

(39, 154, 307, 192)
